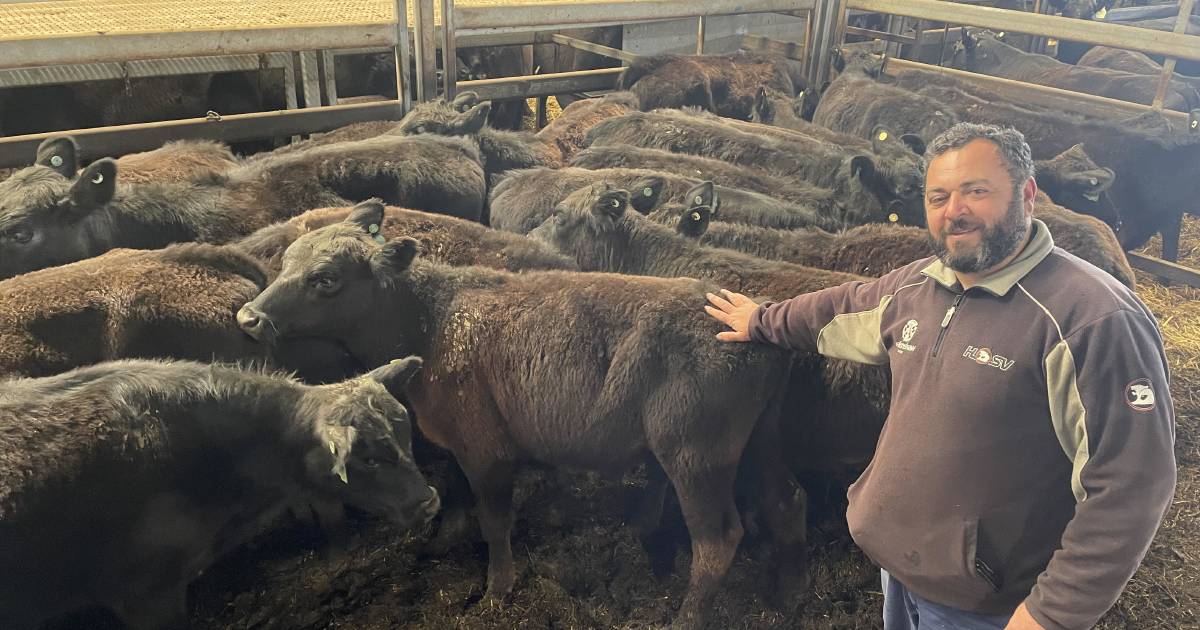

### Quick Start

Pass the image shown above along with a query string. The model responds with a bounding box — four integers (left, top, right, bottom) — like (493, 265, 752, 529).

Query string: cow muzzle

(237, 303, 273, 342)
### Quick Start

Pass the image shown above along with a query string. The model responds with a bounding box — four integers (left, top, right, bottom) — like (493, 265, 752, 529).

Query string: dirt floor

(121, 218, 1191, 630)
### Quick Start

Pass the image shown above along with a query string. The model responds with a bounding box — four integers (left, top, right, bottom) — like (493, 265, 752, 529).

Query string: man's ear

(366, 356, 423, 400)
(69, 159, 117, 212)
(36, 136, 79, 178)
(371, 237, 420, 277)
(628, 176, 665, 214)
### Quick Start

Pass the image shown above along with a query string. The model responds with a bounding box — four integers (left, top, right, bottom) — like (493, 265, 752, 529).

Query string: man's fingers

(706, 291, 736, 312)
(704, 304, 731, 324)
(716, 330, 750, 342)
(721, 289, 752, 306)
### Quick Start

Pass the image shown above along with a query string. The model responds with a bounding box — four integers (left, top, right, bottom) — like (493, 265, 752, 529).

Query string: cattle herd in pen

(0, 22, 1196, 629)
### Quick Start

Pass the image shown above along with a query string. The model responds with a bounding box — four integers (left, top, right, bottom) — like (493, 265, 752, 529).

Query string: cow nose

(237, 304, 265, 339)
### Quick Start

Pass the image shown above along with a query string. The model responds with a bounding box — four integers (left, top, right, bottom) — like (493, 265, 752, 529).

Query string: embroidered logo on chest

(962, 345, 1015, 371)
(896, 319, 919, 353)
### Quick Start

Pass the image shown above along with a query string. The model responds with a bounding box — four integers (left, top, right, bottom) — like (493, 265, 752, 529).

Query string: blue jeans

(882, 569, 1014, 630)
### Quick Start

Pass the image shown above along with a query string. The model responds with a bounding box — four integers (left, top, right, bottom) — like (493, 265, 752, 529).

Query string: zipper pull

(941, 293, 965, 328)
(941, 306, 956, 328)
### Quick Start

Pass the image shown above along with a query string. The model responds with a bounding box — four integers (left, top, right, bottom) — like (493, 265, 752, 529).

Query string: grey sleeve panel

(814, 294, 893, 365)
(1027, 310, 1177, 630)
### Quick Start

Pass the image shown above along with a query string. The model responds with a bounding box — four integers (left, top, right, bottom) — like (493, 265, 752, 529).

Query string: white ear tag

(693, 195, 704, 205)
(691, 211, 702, 221)
(642, 187, 653, 197)
(50, 155, 63, 167)
(610, 198, 620, 208)
(91, 172, 104, 184)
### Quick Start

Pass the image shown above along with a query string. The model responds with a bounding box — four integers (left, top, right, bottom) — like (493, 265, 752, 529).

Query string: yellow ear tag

(368, 223, 385, 244)
(888, 213, 899, 223)
(878, 131, 889, 142)
(691, 211, 702, 221)
(1095, 6, 1107, 19)
(693, 195, 704, 205)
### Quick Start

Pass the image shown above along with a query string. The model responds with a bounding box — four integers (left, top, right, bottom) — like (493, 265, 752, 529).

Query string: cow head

(1034, 144, 1121, 230)
(0, 137, 118, 279)
(237, 199, 422, 350)
(847, 148, 927, 227)
(751, 86, 815, 126)
(304, 356, 439, 528)
(950, 29, 1010, 73)
(528, 184, 634, 270)
(671, 181, 717, 239)
(394, 92, 492, 136)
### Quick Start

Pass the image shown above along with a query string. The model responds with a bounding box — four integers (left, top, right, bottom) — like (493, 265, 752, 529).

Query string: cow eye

(6, 228, 33, 244)
(308, 274, 339, 291)
(363, 457, 380, 468)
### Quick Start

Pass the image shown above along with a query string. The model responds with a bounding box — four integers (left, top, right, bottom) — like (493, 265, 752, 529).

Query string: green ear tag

(369, 223, 386, 244)
(642, 187, 653, 197)
(50, 155, 63, 167)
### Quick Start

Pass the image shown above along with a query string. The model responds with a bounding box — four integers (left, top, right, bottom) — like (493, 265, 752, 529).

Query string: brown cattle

(237, 198, 798, 630)
(617, 52, 803, 120)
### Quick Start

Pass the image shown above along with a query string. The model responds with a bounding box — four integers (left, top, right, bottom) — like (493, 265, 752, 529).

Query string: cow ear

(344, 198, 387, 237)
(850, 155, 877, 183)
(676, 184, 714, 239)
(324, 425, 358, 484)
(1070, 168, 1116, 199)
(456, 102, 492, 134)
(69, 159, 117, 211)
(371, 236, 420, 276)
(450, 91, 480, 112)
(752, 86, 770, 122)
(870, 126, 895, 153)
(36, 136, 78, 178)
(628, 176, 665, 214)
(593, 188, 629, 221)
(900, 134, 926, 156)
(367, 356, 423, 400)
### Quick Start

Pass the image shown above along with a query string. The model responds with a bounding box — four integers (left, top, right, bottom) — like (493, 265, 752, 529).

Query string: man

(705, 123, 1176, 630)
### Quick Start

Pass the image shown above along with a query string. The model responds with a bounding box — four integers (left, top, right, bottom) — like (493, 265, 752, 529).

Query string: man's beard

(928, 194, 1029, 274)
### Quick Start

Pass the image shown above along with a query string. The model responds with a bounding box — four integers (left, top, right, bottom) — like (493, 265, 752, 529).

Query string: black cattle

(617, 52, 803, 120)
(0, 358, 435, 630)
(235, 197, 797, 630)
(892, 66, 1200, 260)
(0, 133, 486, 279)
(949, 29, 1200, 112)
(585, 109, 926, 225)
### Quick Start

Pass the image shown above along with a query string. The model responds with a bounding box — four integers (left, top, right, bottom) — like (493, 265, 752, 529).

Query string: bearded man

(705, 123, 1176, 630)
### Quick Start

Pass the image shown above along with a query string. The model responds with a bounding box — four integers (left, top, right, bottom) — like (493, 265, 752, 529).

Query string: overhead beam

(846, 0, 1200, 62)
(456, 0, 817, 33)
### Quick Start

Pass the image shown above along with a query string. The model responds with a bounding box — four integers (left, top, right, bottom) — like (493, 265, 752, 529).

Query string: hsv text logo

(962, 345, 1015, 371)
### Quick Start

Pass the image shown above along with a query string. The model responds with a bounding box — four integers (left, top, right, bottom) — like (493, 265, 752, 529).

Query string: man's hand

(1004, 604, 1046, 630)
(704, 289, 760, 342)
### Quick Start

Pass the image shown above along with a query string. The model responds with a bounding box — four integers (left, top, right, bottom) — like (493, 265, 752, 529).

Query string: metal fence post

(441, 0, 458, 100)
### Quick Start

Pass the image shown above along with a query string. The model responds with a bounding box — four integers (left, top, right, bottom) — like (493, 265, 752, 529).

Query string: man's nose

(943, 191, 971, 219)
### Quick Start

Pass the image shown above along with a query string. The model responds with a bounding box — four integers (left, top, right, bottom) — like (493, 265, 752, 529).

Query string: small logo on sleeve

(1126, 378, 1156, 412)
(896, 319, 919, 353)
